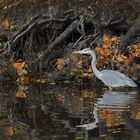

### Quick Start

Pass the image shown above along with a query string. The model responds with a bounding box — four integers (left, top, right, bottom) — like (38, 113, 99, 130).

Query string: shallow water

(0, 84, 140, 140)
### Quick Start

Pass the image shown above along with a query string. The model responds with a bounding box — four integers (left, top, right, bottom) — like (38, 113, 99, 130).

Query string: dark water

(0, 84, 140, 140)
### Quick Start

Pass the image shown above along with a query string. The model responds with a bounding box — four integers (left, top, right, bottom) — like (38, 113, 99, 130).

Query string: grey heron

(73, 48, 137, 90)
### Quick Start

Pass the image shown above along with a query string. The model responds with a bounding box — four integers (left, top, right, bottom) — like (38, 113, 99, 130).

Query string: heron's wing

(100, 70, 137, 87)
(114, 71, 137, 87)
(99, 70, 125, 87)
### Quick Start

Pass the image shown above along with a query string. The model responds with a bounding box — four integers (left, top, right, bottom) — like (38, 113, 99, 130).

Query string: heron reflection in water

(76, 90, 137, 140)
(73, 48, 137, 90)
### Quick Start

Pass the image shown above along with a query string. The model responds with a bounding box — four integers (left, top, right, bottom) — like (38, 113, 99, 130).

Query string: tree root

(37, 19, 79, 62)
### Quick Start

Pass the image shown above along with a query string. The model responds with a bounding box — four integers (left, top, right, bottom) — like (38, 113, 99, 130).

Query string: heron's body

(97, 70, 137, 88)
(74, 48, 137, 89)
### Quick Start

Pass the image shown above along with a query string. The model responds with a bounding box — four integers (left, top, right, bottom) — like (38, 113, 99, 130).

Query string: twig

(50, 29, 57, 43)
(90, 34, 100, 47)
(72, 34, 85, 48)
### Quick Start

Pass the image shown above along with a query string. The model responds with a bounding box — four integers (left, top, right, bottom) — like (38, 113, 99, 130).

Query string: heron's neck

(90, 52, 101, 77)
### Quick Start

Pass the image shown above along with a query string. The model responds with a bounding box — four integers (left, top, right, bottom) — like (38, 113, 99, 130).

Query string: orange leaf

(2, 19, 10, 28)
(116, 55, 124, 62)
(103, 34, 111, 49)
(75, 60, 82, 68)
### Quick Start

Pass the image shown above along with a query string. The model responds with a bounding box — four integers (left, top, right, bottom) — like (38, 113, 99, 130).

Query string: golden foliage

(53, 33, 139, 82)
(94, 34, 140, 81)
(70, 33, 140, 81)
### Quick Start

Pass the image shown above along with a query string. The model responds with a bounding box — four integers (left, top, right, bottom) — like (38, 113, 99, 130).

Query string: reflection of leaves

(7, 126, 14, 137)
(17, 69, 28, 76)
(58, 94, 65, 103)
(15, 92, 26, 98)
(17, 75, 29, 85)
(135, 111, 140, 120)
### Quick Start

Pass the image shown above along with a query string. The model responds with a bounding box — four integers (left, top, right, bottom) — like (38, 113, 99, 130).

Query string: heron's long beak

(73, 51, 80, 54)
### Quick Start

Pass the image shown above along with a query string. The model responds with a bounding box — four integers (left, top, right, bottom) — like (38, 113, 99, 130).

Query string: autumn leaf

(2, 19, 10, 29)
(56, 59, 65, 70)
(103, 33, 111, 49)
(74, 60, 82, 68)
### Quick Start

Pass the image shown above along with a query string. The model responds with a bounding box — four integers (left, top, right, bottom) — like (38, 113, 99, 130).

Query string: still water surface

(0, 84, 140, 140)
